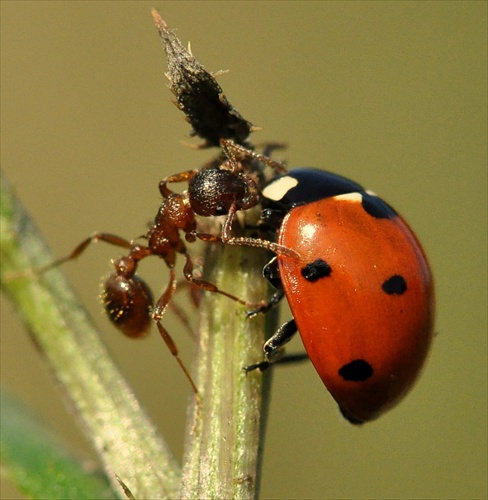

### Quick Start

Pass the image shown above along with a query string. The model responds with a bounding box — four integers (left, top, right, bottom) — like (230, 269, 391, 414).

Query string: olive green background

(1, 2, 486, 499)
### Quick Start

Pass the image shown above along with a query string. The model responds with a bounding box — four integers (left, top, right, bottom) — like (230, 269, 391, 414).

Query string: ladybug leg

(244, 319, 298, 372)
(262, 256, 282, 288)
(247, 257, 285, 317)
(263, 319, 298, 363)
(247, 289, 284, 317)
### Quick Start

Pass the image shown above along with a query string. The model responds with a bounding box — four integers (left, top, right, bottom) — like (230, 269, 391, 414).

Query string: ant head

(188, 168, 260, 217)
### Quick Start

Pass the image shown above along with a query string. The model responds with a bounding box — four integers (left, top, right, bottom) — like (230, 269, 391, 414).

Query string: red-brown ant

(168, 140, 297, 254)
(28, 140, 295, 397)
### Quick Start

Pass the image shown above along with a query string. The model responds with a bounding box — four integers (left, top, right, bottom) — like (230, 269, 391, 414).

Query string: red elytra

(276, 191, 435, 423)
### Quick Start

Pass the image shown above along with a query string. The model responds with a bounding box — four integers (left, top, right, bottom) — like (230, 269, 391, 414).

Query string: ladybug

(246, 167, 435, 424)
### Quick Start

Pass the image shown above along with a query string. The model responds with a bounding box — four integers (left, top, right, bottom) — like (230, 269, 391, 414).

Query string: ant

(29, 139, 295, 397)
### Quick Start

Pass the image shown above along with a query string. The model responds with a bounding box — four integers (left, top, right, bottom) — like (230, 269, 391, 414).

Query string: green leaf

(1, 390, 117, 500)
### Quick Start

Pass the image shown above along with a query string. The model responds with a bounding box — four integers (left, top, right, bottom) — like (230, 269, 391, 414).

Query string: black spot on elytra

(382, 274, 407, 295)
(338, 359, 374, 381)
(301, 259, 332, 282)
(361, 193, 397, 219)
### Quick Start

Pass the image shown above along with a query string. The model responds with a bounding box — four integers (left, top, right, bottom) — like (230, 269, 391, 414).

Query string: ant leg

(159, 170, 199, 197)
(152, 266, 178, 320)
(194, 228, 296, 259)
(152, 268, 200, 398)
(162, 170, 199, 184)
(221, 139, 288, 174)
(192, 204, 298, 258)
(13, 232, 134, 278)
(259, 141, 287, 158)
(156, 320, 201, 399)
(220, 203, 299, 258)
(182, 254, 260, 308)
(244, 319, 298, 372)
(169, 280, 201, 340)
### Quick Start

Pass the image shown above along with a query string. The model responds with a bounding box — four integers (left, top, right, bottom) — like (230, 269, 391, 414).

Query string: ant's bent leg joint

(182, 254, 252, 307)
(151, 268, 177, 321)
(14, 232, 134, 278)
(159, 170, 198, 197)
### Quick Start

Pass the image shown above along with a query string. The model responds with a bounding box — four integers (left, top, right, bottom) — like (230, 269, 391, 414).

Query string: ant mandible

(32, 139, 294, 396)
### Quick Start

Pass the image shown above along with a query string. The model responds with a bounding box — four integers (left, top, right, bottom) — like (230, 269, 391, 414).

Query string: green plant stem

(151, 10, 278, 494)
(180, 236, 277, 499)
(1, 166, 278, 499)
(0, 171, 180, 499)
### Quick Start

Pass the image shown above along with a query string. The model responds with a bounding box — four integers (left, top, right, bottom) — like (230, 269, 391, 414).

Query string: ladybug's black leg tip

(246, 290, 285, 318)
(243, 361, 270, 374)
(246, 305, 268, 319)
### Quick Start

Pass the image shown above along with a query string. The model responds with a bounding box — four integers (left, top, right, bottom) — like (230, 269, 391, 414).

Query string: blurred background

(1, 2, 486, 499)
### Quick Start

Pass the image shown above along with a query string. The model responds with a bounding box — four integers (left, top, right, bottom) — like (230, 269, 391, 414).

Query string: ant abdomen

(101, 273, 154, 338)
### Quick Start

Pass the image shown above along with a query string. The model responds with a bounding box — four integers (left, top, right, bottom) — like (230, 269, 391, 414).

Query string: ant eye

(215, 205, 228, 215)
(101, 274, 154, 338)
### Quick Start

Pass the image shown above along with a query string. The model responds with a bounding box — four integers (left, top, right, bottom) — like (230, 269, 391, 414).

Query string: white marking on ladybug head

(262, 176, 299, 201)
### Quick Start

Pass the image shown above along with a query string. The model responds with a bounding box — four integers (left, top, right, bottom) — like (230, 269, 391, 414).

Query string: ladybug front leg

(247, 257, 285, 317)
(244, 319, 298, 372)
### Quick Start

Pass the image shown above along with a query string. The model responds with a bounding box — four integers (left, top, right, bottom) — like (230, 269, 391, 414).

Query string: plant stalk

(0, 172, 180, 499)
